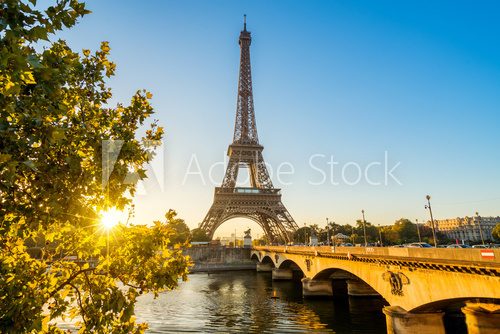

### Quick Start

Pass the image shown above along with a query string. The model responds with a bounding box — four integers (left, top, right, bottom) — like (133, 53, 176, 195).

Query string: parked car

(407, 242, 433, 248)
(339, 243, 353, 247)
(446, 244, 471, 248)
(472, 245, 489, 249)
(390, 245, 405, 248)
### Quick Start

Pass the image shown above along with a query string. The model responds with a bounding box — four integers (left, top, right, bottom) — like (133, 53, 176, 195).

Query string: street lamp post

(351, 225, 355, 245)
(378, 224, 383, 247)
(361, 210, 368, 247)
(326, 217, 330, 246)
(332, 223, 336, 249)
(416, 219, 422, 243)
(476, 212, 485, 245)
(304, 222, 307, 246)
(425, 195, 438, 247)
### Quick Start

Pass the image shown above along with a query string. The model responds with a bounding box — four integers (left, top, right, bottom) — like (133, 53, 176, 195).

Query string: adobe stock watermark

(183, 151, 402, 187)
(102, 139, 166, 194)
(101, 139, 402, 193)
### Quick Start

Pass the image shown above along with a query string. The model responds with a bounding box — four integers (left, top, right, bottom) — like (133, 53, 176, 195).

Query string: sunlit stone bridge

(251, 246, 500, 334)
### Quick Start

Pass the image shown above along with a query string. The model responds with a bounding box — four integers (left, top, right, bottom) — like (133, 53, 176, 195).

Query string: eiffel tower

(199, 17, 298, 244)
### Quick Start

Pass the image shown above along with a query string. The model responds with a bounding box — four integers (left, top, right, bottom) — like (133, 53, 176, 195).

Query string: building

(432, 216, 500, 242)
(218, 235, 244, 247)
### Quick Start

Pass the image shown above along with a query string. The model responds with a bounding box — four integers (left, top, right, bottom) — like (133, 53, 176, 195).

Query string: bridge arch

(313, 268, 356, 280)
(312, 267, 390, 303)
(278, 259, 304, 275)
(250, 253, 260, 261)
(412, 297, 500, 313)
(260, 255, 276, 268)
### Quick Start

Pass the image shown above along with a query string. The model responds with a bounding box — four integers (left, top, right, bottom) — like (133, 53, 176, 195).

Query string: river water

(135, 271, 388, 333)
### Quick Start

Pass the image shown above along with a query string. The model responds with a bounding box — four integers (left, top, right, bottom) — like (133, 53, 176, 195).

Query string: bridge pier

(383, 306, 445, 334)
(462, 303, 500, 334)
(301, 278, 333, 297)
(346, 279, 379, 297)
(331, 279, 348, 296)
(272, 268, 293, 280)
(256, 263, 273, 272)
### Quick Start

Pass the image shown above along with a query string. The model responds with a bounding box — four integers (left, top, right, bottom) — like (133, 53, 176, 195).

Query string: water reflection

(135, 271, 387, 333)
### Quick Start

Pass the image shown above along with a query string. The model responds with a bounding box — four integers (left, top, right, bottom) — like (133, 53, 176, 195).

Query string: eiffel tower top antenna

(234, 13, 257, 144)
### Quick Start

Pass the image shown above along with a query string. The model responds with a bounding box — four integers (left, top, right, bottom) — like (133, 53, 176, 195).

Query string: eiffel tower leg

(221, 155, 240, 188)
(255, 151, 273, 189)
(199, 203, 225, 239)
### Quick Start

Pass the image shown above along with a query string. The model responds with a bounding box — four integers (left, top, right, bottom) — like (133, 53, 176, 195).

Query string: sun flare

(100, 208, 122, 230)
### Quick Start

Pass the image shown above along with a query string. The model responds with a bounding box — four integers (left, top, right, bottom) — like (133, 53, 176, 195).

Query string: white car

(407, 242, 433, 248)
(446, 244, 471, 248)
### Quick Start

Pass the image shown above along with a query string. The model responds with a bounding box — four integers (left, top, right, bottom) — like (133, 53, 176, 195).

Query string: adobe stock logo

(101, 140, 166, 194)
(101, 140, 402, 192)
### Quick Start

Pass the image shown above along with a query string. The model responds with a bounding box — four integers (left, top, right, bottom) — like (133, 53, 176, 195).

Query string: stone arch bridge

(251, 246, 500, 334)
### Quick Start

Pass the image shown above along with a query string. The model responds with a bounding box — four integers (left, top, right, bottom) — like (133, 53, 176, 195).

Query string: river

(134, 271, 387, 333)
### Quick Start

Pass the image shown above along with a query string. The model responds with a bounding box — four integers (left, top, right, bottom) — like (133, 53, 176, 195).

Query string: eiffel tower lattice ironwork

(199, 17, 298, 243)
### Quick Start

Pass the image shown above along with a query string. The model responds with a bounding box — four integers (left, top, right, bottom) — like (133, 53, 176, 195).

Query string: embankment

(183, 246, 256, 272)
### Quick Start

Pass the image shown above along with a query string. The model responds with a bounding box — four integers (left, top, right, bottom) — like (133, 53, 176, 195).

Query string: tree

(492, 223, 500, 241)
(191, 228, 211, 242)
(253, 235, 269, 246)
(355, 219, 378, 243)
(164, 210, 191, 244)
(293, 226, 312, 244)
(0, 1, 189, 332)
(393, 218, 418, 244)
(381, 226, 399, 245)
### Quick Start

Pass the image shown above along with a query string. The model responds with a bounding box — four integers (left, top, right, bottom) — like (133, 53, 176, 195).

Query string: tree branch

(48, 267, 95, 299)
(68, 282, 90, 329)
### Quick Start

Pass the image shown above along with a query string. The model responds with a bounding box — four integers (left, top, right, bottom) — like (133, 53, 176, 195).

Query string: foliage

(492, 223, 500, 241)
(253, 235, 269, 246)
(392, 219, 418, 243)
(0, 1, 189, 332)
(164, 210, 191, 245)
(190, 228, 210, 242)
(292, 226, 312, 244)
(303, 218, 454, 246)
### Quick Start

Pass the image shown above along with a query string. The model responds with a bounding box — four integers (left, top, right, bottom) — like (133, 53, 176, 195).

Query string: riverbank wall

(183, 246, 256, 272)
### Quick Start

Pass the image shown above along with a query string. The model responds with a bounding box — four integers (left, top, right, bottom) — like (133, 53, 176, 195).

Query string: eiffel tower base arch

(200, 187, 296, 244)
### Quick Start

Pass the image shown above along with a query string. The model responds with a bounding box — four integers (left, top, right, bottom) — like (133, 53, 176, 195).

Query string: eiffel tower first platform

(199, 18, 299, 244)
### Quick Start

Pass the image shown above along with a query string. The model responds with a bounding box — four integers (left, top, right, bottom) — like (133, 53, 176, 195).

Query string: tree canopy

(0, 1, 189, 332)
(164, 210, 191, 244)
(190, 228, 210, 242)
(492, 223, 500, 241)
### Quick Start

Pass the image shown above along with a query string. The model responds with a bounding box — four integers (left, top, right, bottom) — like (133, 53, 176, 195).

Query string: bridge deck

(254, 246, 500, 273)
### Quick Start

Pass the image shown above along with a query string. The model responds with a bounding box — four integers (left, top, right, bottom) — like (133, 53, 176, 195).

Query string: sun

(100, 208, 122, 230)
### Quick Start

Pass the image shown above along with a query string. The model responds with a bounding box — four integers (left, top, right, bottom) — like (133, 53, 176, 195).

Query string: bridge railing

(253, 246, 500, 265)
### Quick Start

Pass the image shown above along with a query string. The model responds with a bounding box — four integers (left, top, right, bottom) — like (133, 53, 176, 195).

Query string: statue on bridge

(243, 228, 252, 248)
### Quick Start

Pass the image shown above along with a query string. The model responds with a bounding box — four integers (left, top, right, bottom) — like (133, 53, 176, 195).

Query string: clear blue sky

(51, 0, 500, 236)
